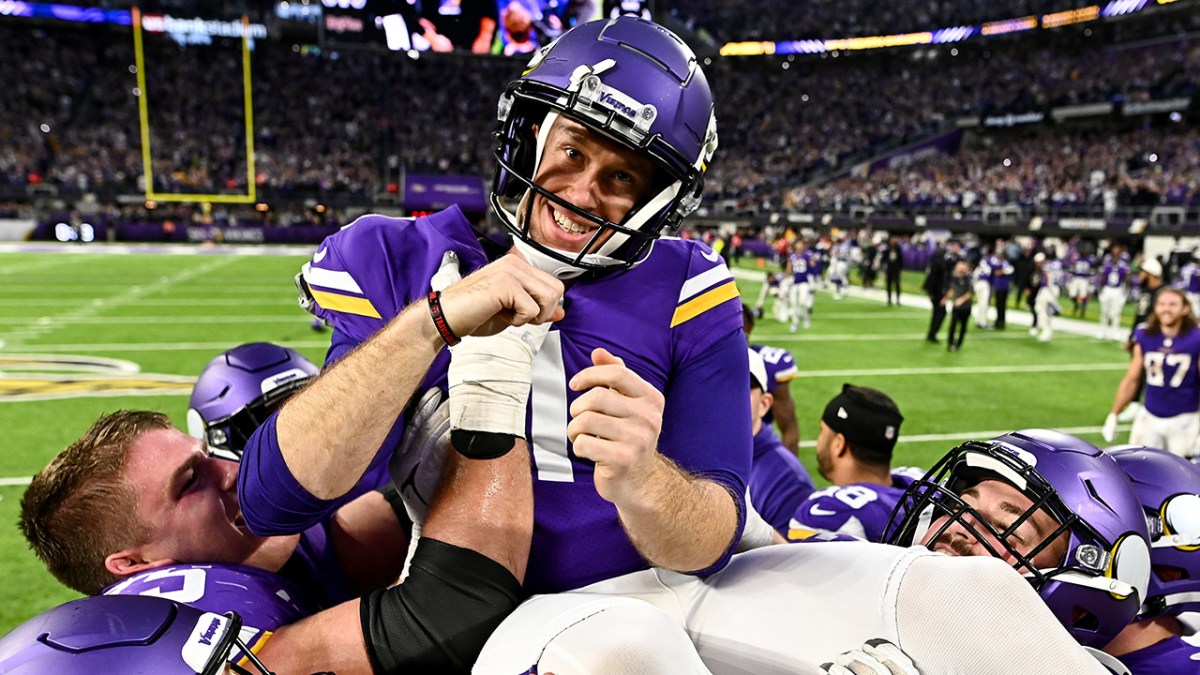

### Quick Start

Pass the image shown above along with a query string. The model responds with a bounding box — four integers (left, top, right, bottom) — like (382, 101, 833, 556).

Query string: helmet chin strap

(511, 190, 629, 280)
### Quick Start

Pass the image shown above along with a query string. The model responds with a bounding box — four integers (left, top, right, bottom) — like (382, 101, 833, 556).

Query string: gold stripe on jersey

(235, 630, 273, 668)
(670, 280, 739, 328)
(310, 289, 382, 319)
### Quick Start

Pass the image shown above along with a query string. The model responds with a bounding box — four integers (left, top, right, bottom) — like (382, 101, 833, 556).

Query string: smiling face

(921, 478, 1069, 573)
(527, 116, 658, 257)
(1153, 289, 1189, 331)
(115, 427, 297, 575)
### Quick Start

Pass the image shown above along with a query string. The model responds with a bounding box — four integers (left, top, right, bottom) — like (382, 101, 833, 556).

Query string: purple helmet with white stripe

(0, 595, 271, 674)
(492, 15, 718, 275)
(885, 429, 1151, 648)
(1108, 445, 1200, 618)
(188, 342, 318, 459)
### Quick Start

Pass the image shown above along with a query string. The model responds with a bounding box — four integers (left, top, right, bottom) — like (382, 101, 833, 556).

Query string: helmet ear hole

(1070, 606, 1100, 632)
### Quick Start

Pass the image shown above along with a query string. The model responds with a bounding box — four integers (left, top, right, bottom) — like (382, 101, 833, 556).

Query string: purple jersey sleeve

(1116, 635, 1200, 674)
(278, 520, 356, 608)
(239, 209, 475, 535)
(104, 563, 315, 667)
(749, 426, 815, 533)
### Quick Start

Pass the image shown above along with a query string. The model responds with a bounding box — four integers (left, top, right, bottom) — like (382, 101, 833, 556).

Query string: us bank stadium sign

(0, 355, 194, 401)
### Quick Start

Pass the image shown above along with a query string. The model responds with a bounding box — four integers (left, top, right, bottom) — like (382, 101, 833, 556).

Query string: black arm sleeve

(360, 538, 524, 675)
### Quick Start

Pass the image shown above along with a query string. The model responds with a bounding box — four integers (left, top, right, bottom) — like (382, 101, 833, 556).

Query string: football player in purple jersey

(1103, 288, 1200, 458)
(743, 303, 801, 453)
(250, 15, 745, 598)
(885, 429, 1151, 659)
(1102, 446, 1200, 673)
(788, 384, 916, 542)
(1066, 244, 1097, 319)
(1178, 250, 1200, 318)
(746, 348, 814, 534)
(785, 238, 815, 331)
(1097, 245, 1131, 341)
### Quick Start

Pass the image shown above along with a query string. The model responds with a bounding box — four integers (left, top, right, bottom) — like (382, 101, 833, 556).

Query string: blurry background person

(943, 259, 973, 352)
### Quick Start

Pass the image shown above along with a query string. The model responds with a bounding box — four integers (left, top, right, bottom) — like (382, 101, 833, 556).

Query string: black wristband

(427, 290, 460, 347)
(450, 429, 516, 459)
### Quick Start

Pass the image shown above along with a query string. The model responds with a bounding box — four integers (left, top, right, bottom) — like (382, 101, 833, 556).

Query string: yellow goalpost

(131, 7, 258, 204)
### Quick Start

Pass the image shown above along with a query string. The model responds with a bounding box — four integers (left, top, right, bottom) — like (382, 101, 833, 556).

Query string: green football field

(0, 247, 1135, 633)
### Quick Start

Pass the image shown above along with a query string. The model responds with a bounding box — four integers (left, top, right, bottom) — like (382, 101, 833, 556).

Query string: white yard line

(0, 258, 241, 348)
(11, 340, 334, 352)
(14, 316, 308, 325)
(794, 424, 1125, 448)
(796, 362, 1128, 378)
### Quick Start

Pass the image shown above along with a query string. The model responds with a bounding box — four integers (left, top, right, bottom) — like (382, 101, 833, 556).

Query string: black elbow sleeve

(360, 538, 523, 675)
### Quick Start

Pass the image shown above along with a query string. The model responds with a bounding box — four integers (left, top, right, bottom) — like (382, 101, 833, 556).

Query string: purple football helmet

(188, 343, 318, 459)
(1108, 445, 1200, 618)
(0, 595, 272, 674)
(492, 15, 719, 275)
(884, 429, 1151, 648)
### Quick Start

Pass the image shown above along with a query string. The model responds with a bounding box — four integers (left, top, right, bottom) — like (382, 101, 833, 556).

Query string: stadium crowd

(2, 4, 1198, 225)
(665, 0, 1102, 41)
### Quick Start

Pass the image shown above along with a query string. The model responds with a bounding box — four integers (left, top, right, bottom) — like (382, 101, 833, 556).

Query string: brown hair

(19, 410, 170, 595)
(1145, 288, 1199, 336)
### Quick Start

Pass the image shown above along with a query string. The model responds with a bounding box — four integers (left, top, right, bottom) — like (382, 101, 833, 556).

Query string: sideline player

(788, 384, 919, 542)
(746, 348, 814, 534)
(1098, 244, 1131, 341)
(743, 303, 801, 452)
(786, 238, 815, 331)
(1103, 288, 1200, 458)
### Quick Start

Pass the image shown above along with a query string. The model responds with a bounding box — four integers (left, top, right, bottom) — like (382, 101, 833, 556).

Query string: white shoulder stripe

(678, 264, 733, 303)
(302, 262, 364, 295)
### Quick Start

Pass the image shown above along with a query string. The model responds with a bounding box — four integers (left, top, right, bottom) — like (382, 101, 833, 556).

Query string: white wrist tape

(448, 322, 550, 438)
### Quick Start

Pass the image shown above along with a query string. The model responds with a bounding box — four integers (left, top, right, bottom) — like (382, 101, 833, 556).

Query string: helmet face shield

(491, 16, 718, 275)
(887, 441, 1080, 584)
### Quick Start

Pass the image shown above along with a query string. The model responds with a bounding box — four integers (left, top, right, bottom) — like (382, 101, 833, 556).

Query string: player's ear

(105, 548, 174, 579)
(832, 432, 849, 458)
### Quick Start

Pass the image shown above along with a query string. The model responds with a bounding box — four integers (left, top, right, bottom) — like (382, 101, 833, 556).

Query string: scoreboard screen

(320, 0, 605, 54)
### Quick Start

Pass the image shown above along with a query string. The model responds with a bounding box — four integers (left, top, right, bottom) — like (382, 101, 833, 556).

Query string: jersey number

(105, 567, 207, 604)
(834, 485, 880, 510)
(1144, 351, 1193, 388)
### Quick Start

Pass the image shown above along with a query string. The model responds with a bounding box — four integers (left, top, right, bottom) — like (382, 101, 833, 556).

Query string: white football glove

(448, 320, 550, 458)
(389, 388, 451, 525)
(1101, 412, 1118, 443)
(821, 639, 920, 675)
